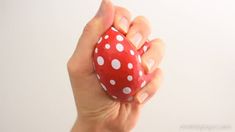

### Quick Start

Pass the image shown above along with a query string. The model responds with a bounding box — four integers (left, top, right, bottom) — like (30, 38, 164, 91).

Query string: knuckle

(152, 39, 166, 54)
(83, 22, 93, 34)
(67, 58, 79, 75)
(133, 16, 151, 34)
(115, 6, 131, 17)
(150, 81, 158, 92)
(152, 70, 164, 88)
(155, 38, 165, 46)
(67, 59, 75, 73)
(83, 19, 99, 34)
(135, 16, 150, 25)
(149, 75, 162, 91)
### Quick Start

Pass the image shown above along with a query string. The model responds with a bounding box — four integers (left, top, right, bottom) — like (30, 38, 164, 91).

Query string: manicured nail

(130, 33, 142, 48)
(138, 92, 149, 103)
(146, 59, 155, 72)
(119, 17, 129, 33)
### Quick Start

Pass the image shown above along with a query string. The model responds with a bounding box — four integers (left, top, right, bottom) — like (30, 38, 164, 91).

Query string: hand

(67, 0, 165, 132)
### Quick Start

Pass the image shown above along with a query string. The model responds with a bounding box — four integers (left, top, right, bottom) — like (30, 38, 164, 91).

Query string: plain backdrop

(0, 0, 235, 131)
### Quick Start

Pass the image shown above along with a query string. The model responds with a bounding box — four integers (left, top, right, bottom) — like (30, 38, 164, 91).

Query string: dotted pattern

(93, 27, 152, 101)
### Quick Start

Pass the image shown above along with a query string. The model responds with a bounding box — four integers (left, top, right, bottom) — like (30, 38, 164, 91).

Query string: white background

(0, 0, 235, 131)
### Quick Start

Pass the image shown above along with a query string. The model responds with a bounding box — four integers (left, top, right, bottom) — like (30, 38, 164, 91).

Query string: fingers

(68, 0, 115, 75)
(126, 16, 151, 49)
(113, 9, 151, 50)
(135, 68, 163, 104)
(141, 39, 165, 73)
(113, 6, 132, 34)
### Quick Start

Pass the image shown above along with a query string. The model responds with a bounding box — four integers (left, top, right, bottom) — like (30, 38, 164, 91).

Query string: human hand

(67, 0, 165, 132)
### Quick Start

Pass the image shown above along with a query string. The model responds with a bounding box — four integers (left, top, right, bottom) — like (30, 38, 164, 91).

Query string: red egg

(93, 27, 152, 101)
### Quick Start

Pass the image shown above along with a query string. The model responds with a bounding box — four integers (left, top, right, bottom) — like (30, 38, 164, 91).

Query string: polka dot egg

(93, 27, 152, 101)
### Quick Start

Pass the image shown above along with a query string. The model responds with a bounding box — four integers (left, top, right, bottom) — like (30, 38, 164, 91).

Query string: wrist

(71, 118, 111, 132)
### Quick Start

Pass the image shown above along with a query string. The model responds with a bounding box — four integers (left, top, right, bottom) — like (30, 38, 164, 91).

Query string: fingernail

(130, 33, 142, 48)
(119, 17, 129, 33)
(146, 59, 155, 72)
(138, 92, 149, 104)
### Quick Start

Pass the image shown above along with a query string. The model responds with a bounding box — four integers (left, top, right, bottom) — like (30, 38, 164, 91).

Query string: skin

(67, 0, 165, 132)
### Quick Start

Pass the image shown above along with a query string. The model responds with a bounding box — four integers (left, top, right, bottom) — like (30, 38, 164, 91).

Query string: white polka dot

(139, 70, 143, 76)
(143, 45, 147, 52)
(130, 50, 135, 56)
(104, 35, 109, 39)
(96, 74, 100, 79)
(105, 44, 110, 49)
(116, 43, 124, 52)
(128, 63, 133, 69)
(110, 80, 116, 85)
(112, 95, 117, 99)
(111, 27, 118, 32)
(138, 55, 142, 63)
(98, 37, 102, 44)
(128, 96, 133, 101)
(141, 81, 146, 88)
(116, 35, 124, 41)
(123, 87, 132, 94)
(111, 59, 121, 70)
(127, 75, 133, 81)
(95, 48, 98, 53)
(101, 83, 107, 91)
(97, 56, 104, 66)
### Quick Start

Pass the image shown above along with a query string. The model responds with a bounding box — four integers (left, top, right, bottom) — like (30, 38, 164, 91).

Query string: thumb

(69, 0, 115, 75)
